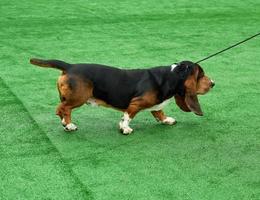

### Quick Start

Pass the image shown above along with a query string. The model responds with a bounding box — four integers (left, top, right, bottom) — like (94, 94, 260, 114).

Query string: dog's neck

(170, 64, 177, 71)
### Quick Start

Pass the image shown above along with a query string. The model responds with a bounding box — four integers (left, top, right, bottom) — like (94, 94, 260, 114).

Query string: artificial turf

(1, 0, 260, 199)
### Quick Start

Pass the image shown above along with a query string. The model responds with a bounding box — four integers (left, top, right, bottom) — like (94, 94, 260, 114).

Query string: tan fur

(126, 91, 159, 118)
(197, 76, 212, 94)
(56, 74, 93, 124)
(151, 110, 167, 121)
(174, 65, 213, 116)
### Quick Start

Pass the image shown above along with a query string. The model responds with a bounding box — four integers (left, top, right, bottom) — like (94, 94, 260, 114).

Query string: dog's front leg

(119, 102, 141, 135)
(151, 110, 176, 125)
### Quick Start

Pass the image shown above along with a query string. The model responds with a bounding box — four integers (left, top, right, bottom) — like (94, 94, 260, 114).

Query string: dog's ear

(174, 94, 191, 112)
(184, 65, 203, 116)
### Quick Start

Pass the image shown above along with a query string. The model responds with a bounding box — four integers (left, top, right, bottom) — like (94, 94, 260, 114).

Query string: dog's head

(174, 61, 214, 116)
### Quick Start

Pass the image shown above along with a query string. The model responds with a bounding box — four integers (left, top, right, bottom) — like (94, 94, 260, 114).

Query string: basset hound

(30, 58, 214, 134)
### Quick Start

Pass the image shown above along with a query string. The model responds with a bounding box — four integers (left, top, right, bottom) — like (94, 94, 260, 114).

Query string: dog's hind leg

(56, 74, 93, 132)
(151, 110, 176, 125)
(61, 105, 78, 131)
(56, 103, 78, 131)
(119, 113, 133, 135)
(56, 103, 66, 126)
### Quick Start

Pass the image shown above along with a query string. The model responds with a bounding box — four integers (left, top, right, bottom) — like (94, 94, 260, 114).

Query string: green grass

(1, 0, 260, 199)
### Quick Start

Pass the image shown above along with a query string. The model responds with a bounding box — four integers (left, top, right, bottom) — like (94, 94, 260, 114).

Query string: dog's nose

(211, 80, 215, 88)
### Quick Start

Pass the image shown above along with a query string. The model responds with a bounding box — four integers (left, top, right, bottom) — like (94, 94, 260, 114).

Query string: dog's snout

(211, 80, 215, 88)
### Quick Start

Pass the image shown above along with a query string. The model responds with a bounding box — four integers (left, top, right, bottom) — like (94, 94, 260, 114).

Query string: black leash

(195, 32, 260, 64)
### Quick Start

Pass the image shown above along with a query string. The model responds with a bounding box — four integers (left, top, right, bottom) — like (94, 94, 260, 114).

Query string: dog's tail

(30, 58, 71, 71)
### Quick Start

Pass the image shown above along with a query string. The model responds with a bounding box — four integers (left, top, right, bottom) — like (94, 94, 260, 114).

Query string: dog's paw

(61, 118, 66, 127)
(64, 123, 78, 132)
(120, 127, 133, 135)
(162, 117, 177, 125)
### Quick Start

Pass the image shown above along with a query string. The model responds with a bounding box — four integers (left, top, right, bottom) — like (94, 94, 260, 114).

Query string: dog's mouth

(197, 79, 215, 95)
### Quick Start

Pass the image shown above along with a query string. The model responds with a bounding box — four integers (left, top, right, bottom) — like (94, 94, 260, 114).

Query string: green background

(1, 0, 260, 199)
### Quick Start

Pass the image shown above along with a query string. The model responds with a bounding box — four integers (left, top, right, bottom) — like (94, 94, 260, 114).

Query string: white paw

(121, 127, 133, 135)
(64, 123, 78, 131)
(162, 117, 177, 125)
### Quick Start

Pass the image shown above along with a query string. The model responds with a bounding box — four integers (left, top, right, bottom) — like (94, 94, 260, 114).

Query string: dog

(30, 58, 214, 134)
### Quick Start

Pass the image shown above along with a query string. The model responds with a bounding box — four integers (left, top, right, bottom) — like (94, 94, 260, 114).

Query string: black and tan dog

(30, 58, 214, 134)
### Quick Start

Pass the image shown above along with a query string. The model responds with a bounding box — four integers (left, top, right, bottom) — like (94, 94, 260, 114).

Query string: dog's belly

(86, 97, 125, 111)
(146, 98, 173, 111)
(86, 98, 99, 106)
(87, 97, 173, 111)
(86, 97, 110, 107)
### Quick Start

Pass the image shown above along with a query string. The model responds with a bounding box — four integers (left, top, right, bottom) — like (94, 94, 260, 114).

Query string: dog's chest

(146, 98, 173, 111)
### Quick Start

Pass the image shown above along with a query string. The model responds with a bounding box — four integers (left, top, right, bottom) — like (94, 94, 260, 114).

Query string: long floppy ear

(174, 94, 191, 112)
(184, 66, 203, 116)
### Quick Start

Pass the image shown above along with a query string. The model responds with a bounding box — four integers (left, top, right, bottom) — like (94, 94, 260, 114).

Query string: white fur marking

(64, 123, 78, 131)
(171, 64, 177, 71)
(146, 98, 173, 111)
(122, 127, 133, 134)
(87, 98, 98, 107)
(162, 117, 176, 125)
(119, 113, 133, 134)
(61, 118, 66, 126)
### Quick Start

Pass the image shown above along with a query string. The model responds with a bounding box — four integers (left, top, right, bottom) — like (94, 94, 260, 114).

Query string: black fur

(67, 61, 196, 109)
(30, 58, 71, 71)
(31, 58, 196, 109)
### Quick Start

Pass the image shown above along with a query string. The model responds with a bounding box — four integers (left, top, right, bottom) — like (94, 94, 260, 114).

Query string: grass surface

(1, 0, 260, 199)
